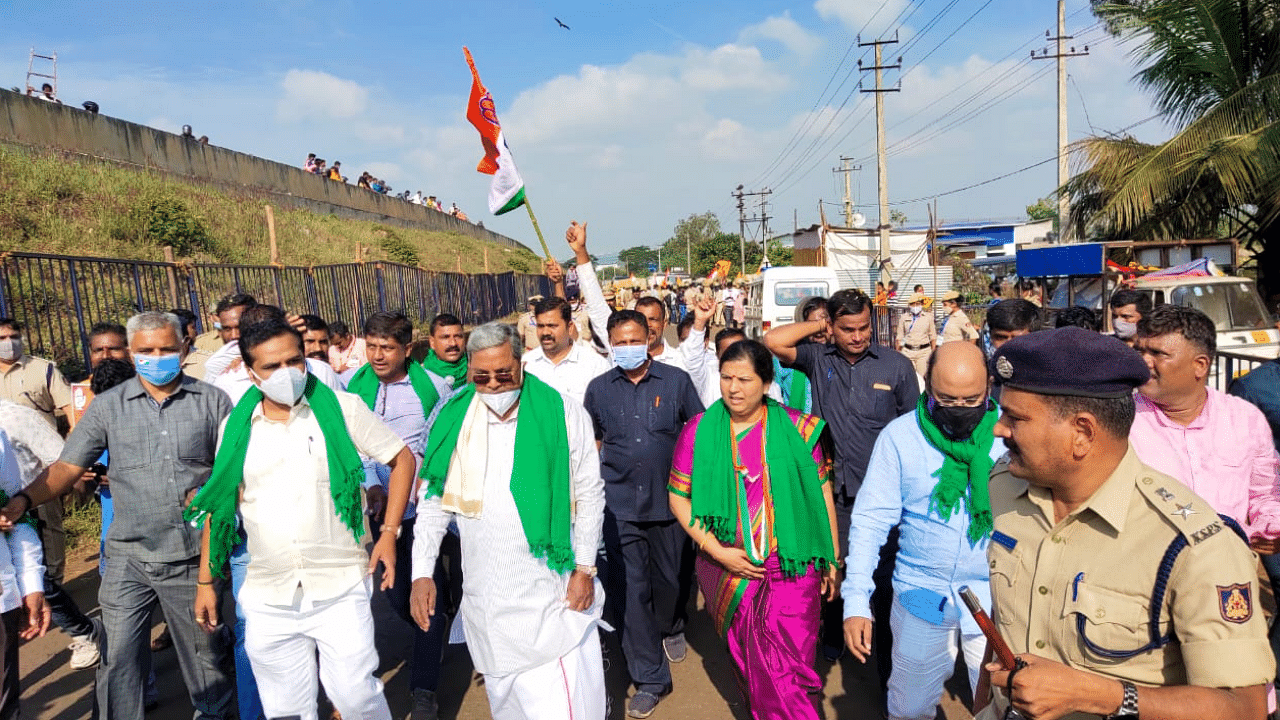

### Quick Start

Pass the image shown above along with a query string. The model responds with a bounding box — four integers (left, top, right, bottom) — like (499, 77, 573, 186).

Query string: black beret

(990, 326, 1149, 399)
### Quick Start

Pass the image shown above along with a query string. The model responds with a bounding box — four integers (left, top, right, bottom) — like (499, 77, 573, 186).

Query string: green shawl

(690, 398, 835, 577)
(422, 349, 468, 390)
(184, 374, 366, 578)
(916, 393, 998, 546)
(420, 373, 574, 573)
(346, 360, 440, 415)
(786, 370, 810, 413)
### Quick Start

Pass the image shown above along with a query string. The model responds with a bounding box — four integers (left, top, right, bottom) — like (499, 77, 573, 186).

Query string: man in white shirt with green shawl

(409, 322, 608, 720)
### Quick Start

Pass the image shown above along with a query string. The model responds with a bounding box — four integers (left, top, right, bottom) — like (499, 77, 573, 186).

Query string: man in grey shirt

(0, 311, 233, 720)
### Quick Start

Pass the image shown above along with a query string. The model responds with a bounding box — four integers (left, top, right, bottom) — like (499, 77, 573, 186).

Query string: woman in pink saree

(668, 339, 839, 720)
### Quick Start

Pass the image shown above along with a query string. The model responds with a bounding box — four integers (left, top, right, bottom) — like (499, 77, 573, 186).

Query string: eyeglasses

(471, 370, 517, 385)
(932, 396, 987, 408)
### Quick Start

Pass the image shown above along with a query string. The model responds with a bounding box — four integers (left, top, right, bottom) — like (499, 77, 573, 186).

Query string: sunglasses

(470, 370, 517, 385)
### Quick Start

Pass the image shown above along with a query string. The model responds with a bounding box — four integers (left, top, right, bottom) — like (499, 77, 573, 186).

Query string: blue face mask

(611, 344, 648, 370)
(134, 353, 182, 386)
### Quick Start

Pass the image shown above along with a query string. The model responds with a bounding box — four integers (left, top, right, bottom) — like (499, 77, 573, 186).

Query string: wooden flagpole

(522, 196, 552, 259)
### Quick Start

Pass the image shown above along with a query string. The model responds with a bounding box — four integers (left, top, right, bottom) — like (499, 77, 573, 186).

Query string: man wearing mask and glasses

(410, 322, 609, 720)
(844, 341, 1004, 720)
(0, 311, 234, 720)
(583, 310, 703, 719)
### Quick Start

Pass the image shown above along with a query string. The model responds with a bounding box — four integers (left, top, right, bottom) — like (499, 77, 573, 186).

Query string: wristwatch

(379, 524, 401, 539)
(575, 564, 598, 578)
(1105, 680, 1138, 719)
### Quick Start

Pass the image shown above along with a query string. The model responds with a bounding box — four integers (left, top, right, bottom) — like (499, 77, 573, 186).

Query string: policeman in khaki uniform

(895, 292, 937, 376)
(977, 327, 1273, 720)
(939, 290, 980, 345)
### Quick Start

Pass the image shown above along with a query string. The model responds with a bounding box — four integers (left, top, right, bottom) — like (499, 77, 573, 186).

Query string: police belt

(1071, 513, 1247, 660)
(903, 343, 929, 351)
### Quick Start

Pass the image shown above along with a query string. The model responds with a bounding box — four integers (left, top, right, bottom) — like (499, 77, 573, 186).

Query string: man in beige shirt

(938, 291, 980, 345)
(895, 292, 937, 376)
(979, 327, 1273, 720)
(0, 319, 72, 427)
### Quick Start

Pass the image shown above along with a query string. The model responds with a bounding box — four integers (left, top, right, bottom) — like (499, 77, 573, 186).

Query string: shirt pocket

(1061, 577, 1163, 671)
(988, 545, 1022, 630)
(647, 398, 679, 436)
(175, 414, 216, 464)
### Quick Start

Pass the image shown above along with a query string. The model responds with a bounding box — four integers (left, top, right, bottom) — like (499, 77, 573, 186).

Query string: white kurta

(522, 342, 612, 406)
(412, 398, 606, 677)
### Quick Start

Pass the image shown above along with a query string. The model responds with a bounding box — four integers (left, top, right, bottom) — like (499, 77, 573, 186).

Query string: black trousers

(0, 608, 19, 720)
(601, 512, 693, 695)
(824, 492, 898, 694)
(381, 516, 447, 693)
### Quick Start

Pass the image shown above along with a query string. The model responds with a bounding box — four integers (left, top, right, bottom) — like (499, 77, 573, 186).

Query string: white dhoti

(241, 578, 391, 720)
(484, 627, 607, 720)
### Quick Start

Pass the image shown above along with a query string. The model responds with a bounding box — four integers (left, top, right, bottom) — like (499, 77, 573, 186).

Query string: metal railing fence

(0, 252, 550, 379)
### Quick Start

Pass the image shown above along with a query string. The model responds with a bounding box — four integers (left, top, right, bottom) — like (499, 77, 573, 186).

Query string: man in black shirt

(583, 310, 703, 719)
(765, 288, 917, 675)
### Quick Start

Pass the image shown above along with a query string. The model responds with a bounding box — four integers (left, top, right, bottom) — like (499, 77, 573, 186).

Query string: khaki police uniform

(896, 311, 937, 376)
(0, 354, 71, 429)
(978, 448, 1275, 719)
(181, 348, 213, 381)
(194, 328, 223, 354)
(939, 309, 979, 344)
(517, 311, 540, 354)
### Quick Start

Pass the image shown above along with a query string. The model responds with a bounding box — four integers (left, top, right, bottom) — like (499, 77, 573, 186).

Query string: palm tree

(1067, 1, 1280, 288)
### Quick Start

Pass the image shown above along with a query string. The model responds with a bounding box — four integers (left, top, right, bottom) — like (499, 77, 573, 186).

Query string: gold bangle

(196, 580, 214, 586)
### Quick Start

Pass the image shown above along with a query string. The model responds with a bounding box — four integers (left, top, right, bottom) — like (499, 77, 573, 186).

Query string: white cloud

(277, 69, 368, 122)
(814, 0, 911, 37)
(701, 119, 748, 160)
(681, 44, 789, 91)
(738, 12, 823, 57)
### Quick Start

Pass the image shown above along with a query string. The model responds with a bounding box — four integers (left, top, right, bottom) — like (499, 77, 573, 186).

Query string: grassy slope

(0, 145, 542, 273)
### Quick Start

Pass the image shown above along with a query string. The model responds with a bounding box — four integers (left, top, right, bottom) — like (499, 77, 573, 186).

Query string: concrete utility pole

(731, 186, 772, 275)
(832, 156, 862, 227)
(1033, 0, 1088, 241)
(859, 35, 900, 282)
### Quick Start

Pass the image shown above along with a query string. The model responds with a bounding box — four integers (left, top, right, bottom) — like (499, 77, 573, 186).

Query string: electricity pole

(832, 156, 862, 227)
(731, 185, 771, 276)
(859, 34, 900, 282)
(1033, 0, 1088, 241)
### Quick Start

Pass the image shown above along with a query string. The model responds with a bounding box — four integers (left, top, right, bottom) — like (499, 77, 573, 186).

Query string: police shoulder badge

(996, 356, 1014, 379)
(1217, 583, 1252, 624)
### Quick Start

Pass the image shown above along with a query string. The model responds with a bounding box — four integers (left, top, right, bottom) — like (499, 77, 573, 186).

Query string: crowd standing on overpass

(0, 221, 1274, 720)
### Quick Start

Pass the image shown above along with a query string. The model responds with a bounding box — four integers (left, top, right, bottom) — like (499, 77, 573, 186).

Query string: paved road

(19, 547, 975, 720)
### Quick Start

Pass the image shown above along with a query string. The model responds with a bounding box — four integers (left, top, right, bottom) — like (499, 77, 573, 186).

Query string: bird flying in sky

(555, 17, 570, 30)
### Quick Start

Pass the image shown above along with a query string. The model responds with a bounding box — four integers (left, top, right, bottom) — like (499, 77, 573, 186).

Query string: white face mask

(909, 305, 923, 315)
(252, 365, 307, 405)
(0, 338, 23, 362)
(1113, 319, 1138, 339)
(479, 388, 520, 416)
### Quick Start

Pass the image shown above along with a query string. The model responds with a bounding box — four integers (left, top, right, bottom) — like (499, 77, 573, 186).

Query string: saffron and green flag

(464, 47, 527, 216)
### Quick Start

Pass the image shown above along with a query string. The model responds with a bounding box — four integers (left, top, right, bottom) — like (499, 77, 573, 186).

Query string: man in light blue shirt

(842, 342, 1004, 720)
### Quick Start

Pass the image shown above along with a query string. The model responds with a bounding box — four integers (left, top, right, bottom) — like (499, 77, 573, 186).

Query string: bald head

(927, 342, 989, 402)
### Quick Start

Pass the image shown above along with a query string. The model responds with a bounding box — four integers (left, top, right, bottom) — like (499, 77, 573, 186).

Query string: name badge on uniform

(873, 383, 891, 391)
(990, 530, 1017, 551)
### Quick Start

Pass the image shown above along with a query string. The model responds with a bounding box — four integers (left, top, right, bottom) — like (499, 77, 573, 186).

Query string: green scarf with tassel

(916, 393, 998, 547)
(421, 349, 468, 390)
(690, 398, 835, 577)
(185, 374, 366, 578)
(346, 360, 440, 415)
(420, 373, 574, 573)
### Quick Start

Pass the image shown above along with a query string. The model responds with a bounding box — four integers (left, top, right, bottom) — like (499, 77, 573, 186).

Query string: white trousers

(241, 579, 391, 720)
(484, 628, 606, 720)
(887, 591, 987, 720)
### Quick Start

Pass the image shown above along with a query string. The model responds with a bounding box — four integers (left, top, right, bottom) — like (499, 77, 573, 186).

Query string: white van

(744, 267, 841, 339)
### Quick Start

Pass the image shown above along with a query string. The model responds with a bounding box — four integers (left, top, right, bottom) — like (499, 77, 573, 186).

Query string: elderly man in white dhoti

(410, 322, 608, 720)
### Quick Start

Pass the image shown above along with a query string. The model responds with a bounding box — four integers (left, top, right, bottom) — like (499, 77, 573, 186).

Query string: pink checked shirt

(1130, 389, 1280, 540)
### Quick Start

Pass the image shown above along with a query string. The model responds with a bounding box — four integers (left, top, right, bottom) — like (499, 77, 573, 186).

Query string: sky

(2, 0, 1170, 262)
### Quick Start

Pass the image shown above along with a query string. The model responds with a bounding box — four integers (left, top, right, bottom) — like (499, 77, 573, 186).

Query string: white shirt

(574, 261, 614, 355)
(651, 340, 687, 372)
(212, 356, 341, 404)
(412, 397, 605, 676)
(679, 327, 781, 407)
(522, 341, 612, 405)
(230, 390, 406, 606)
(0, 430, 45, 612)
(0, 399, 64, 480)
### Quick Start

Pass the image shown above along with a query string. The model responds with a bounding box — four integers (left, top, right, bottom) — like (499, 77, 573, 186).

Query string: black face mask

(928, 396, 991, 441)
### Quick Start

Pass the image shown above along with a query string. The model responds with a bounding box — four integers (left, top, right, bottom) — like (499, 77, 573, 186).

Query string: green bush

(379, 228, 420, 265)
(127, 195, 213, 256)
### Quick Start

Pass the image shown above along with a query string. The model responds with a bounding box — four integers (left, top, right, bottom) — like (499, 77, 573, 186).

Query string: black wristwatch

(12, 492, 32, 513)
(1105, 680, 1138, 719)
